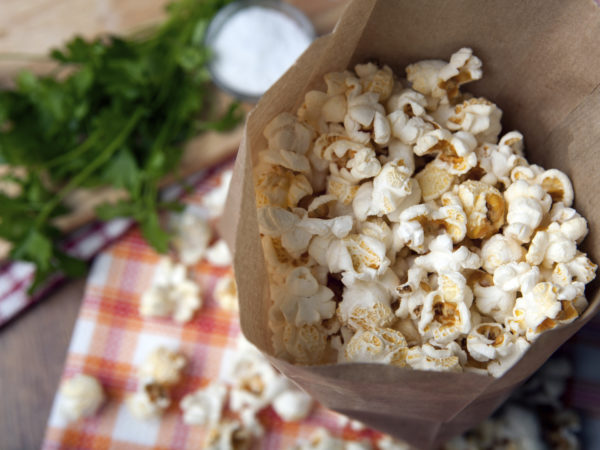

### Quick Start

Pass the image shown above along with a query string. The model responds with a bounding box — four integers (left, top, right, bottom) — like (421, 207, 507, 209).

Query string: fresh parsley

(0, 0, 242, 290)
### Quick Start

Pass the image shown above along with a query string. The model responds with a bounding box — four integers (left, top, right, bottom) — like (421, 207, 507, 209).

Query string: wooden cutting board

(0, 0, 349, 236)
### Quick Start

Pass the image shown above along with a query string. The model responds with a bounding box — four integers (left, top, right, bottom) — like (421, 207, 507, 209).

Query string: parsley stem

(45, 131, 103, 168)
(34, 108, 144, 228)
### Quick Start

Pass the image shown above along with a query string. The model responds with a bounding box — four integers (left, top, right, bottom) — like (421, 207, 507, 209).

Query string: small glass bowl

(205, 0, 316, 103)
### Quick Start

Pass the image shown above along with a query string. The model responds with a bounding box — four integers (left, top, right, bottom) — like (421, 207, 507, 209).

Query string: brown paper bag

(221, 0, 600, 447)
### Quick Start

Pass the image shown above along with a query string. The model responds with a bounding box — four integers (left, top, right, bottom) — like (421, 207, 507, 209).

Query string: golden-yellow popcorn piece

(254, 165, 313, 208)
(418, 288, 472, 345)
(457, 180, 506, 239)
(326, 173, 360, 205)
(414, 129, 478, 176)
(283, 323, 329, 365)
(415, 162, 456, 201)
(437, 47, 482, 100)
(433, 192, 468, 243)
(342, 328, 408, 366)
(536, 168, 574, 207)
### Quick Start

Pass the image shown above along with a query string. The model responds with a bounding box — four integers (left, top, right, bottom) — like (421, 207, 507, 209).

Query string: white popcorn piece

(58, 374, 105, 423)
(264, 112, 314, 154)
(170, 206, 212, 265)
(552, 252, 597, 300)
(536, 168, 574, 207)
(405, 59, 447, 98)
(418, 288, 472, 345)
(327, 233, 390, 285)
(415, 234, 481, 274)
(214, 272, 239, 311)
(204, 420, 253, 450)
(387, 89, 428, 117)
(510, 282, 562, 339)
(477, 132, 526, 187)
(277, 267, 335, 326)
(414, 161, 456, 201)
(503, 179, 552, 243)
(414, 129, 478, 175)
(140, 257, 202, 324)
(327, 173, 360, 205)
(437, 47, 483, 99)
(526, 223, 577, 268)
(433, 192, 468, 243)
(338, 279, 396, 330)
(345, 91, 386, 144)
(446, 97, 502, 144)
(272, 387, 314, 422)
(180, 382, 227, 426)
(205, 239, 232, 267)
(139, 347, 186, 387)
(549, 202, 588, 243)
(406, 343, 462, 372)
(260, 148, 311, 175)
(471, 271, 516, 323)
(391, 204, 433, 254)
(486, 336, 530, 378)
(127, 381, 171, 420)
(480, 234, 525, 273)
(457, 180, 506, 240)
(368, 159, 415, 217)
(360, 217, 394, 254)
(388, 109, 435, 145)
(322, 94, 348, 125)
(297, 90, 329, 131)
(202, 169, 233, 218)
(493, 262, 540, 294)
(341, 327, 408, 366)
(392, 317, 422, 347)
(355, 62, 394, 102)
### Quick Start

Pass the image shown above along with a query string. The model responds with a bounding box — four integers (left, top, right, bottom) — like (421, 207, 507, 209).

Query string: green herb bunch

(0, 0, 242, 289)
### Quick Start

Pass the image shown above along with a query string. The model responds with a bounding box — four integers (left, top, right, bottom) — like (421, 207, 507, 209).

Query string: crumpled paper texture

(221, 0, 600, 447)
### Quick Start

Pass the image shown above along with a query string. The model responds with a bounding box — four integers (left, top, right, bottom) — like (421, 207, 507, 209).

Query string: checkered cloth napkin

(41, 161, 600, 449)
(42, 163, 382, 449)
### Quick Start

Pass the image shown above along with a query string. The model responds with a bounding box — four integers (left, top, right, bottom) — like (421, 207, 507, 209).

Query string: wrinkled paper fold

(222, 0, 600, 447)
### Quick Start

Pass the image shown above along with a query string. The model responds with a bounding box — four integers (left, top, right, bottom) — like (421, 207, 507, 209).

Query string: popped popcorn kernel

(255, 49, 596, 377)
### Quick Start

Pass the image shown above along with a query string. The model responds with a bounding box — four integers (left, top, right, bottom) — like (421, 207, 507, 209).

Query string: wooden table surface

(0, 1, 347, 449)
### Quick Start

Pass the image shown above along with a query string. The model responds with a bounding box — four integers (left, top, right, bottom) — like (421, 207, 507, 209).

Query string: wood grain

(0, 1, 348, 448)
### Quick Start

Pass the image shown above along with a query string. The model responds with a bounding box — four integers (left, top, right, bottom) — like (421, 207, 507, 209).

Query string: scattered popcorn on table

(128, 347, 186, 420)
(205, 239, 233, 266)
(139, 256, 202, 323)
(180, 382, 227, 426)
(214, 271, 239, 311)
(254, 48, 596, 376)
(58, 374, 105, 423)
(293, 428, 372, 450)
(170, 205, 213, 265)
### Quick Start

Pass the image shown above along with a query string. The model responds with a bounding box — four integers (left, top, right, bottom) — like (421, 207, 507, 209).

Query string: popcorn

(128, 347, 186, 420)
(327, 233, 390, 285)
(355, 62, 394, 101)
(140, 257, 202, 323)
(415, 161, 456, 201)
(255, 164, 313, 208)
(480, 234, 525, 273)
(214, 272, 239, 311)
(255, 50, 596, 376)
(58, 374, 105, 423)
(341, 327, 408, 366)
(377, 435, 411, 450)
(205, 239, 233, 267)
(503, 179, 552, 243)
(457, 180, 506, 239)
(418, 287, 472, 345)
(204, 420, 253, 450)
(170, 206, 212, 265)
(406, 343, 462, 372)
(180, 382, 227, 426)
(277, 267, 336, 326)
(264, 112, 314, 154)
(338, 279, 396, 330)
(272, 388, 314, 422)
(414, 234, 481, 274)
(446, 98, 502, 144)
(414, 129, 478, 175)
(139, 347, 186, 386)
(202, 169, 233, 218)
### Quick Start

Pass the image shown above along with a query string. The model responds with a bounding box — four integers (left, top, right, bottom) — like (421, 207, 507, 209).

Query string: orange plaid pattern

(42, 163, 381, 450)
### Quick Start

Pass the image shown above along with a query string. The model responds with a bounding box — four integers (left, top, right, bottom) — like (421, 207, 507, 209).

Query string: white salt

(209, 6, 313, 98)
